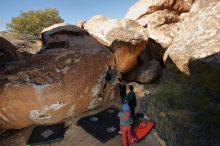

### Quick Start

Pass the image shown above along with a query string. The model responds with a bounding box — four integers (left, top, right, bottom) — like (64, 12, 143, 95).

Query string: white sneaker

(118, 131, 122, 135)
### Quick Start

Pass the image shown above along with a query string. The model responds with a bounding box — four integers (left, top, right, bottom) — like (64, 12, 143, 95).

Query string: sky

(0, 0, 137, 31)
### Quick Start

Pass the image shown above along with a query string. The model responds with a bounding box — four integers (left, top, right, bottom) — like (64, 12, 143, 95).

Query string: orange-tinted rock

(0, 24, 114, 129)
(111, 40, 148, 73)
(83, 16, 148, 73)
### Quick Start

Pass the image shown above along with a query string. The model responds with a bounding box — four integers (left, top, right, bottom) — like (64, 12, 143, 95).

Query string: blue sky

(0, 0, 137, 31)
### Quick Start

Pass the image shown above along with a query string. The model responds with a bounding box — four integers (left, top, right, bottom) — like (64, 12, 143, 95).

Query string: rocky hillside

(0, 0, 219, 145)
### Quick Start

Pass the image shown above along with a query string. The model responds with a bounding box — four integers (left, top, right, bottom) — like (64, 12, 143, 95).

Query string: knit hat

(122, 103, 130, 112)
(123, 96, 128, 101)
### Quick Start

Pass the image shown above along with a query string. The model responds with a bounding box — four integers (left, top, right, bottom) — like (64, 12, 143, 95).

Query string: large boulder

(125, 0, 194, 20)
(190, 0, 220, 12)
(136, 9, 180, 28)
(82, 16, 148, 73)
(164, 2, 220, 73)
(125, 0, 194, 48)
(0, 24, 115, 129)
(126, 60, 162, 84)
(146, 23, 180, 48)
(138, 39, 166, 64)
(125, 0, 173, 20)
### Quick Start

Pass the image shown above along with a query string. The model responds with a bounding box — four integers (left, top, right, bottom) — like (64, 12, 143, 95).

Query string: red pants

(120, 125, 132, 146)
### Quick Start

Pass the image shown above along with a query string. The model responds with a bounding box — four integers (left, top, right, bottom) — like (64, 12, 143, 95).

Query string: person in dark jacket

(118, 80, 127, 104)
(128, 85, 137, 121)
(105, 65, 118, 85)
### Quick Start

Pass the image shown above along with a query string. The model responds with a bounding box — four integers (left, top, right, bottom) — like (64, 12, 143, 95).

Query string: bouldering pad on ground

(77, 106, 120, 143)
(27, 123, 66, 146)
(132, 120, 154, 143)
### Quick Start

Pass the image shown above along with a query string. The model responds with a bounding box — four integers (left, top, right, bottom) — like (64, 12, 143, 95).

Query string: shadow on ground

(144, 52, 220, 146)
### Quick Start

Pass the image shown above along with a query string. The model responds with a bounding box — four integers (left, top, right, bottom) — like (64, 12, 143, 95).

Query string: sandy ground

(0, 95, 162, 146)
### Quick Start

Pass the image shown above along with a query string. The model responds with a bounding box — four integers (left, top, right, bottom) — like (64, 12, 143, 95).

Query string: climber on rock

(105, 65, 118, 85)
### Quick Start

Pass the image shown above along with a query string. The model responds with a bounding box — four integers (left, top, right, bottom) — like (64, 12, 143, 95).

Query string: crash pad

(77, 106, 120, 143)
(27, 123, 67, 146)
(132, 120, 154, 142)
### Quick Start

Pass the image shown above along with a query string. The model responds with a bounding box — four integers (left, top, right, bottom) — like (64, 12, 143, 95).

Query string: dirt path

(0, 99, 162, 146)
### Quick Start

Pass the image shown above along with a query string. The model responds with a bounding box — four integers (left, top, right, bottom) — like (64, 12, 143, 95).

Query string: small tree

(7, 8, 64, 40)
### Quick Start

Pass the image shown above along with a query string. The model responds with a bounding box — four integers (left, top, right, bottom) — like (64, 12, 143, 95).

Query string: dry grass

(144, 63, 220, 146)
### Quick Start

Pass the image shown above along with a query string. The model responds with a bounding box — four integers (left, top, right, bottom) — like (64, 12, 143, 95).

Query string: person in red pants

(118, 102, 132, 146)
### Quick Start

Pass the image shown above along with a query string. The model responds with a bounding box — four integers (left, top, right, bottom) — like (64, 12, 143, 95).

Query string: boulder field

(0, 0, 220, 130)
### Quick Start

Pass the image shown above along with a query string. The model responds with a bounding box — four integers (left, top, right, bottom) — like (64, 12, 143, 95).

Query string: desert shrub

(7, 8, 63, 40)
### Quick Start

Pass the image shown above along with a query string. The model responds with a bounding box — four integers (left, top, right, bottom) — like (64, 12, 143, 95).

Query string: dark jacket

(119, 83, 127, 104)
(128, 91, 137, 107)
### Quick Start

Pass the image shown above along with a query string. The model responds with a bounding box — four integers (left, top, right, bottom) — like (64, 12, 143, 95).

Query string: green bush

(7, 8, 64, 40)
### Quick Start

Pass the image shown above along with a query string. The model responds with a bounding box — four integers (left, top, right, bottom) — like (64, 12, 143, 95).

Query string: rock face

(190, 0, 220, 12)
(125, 0, 194, 20)
(125, 0, 194, 48)
(146, 23, 180, 48)
(0, 37, 18, 64)
(0, 24, 115, 129)
(138, 39, 166, 64)
(82, 16, 148, 73)
(164, 2, 220, 73)
(136, 9, 180, 28)
(126, 60, 162, 84)
(14, 40, 42, 55)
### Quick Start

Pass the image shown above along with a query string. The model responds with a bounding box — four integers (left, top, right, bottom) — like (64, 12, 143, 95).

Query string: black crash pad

(77, 106, 120, 143)
(27, 123, 66, 146)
